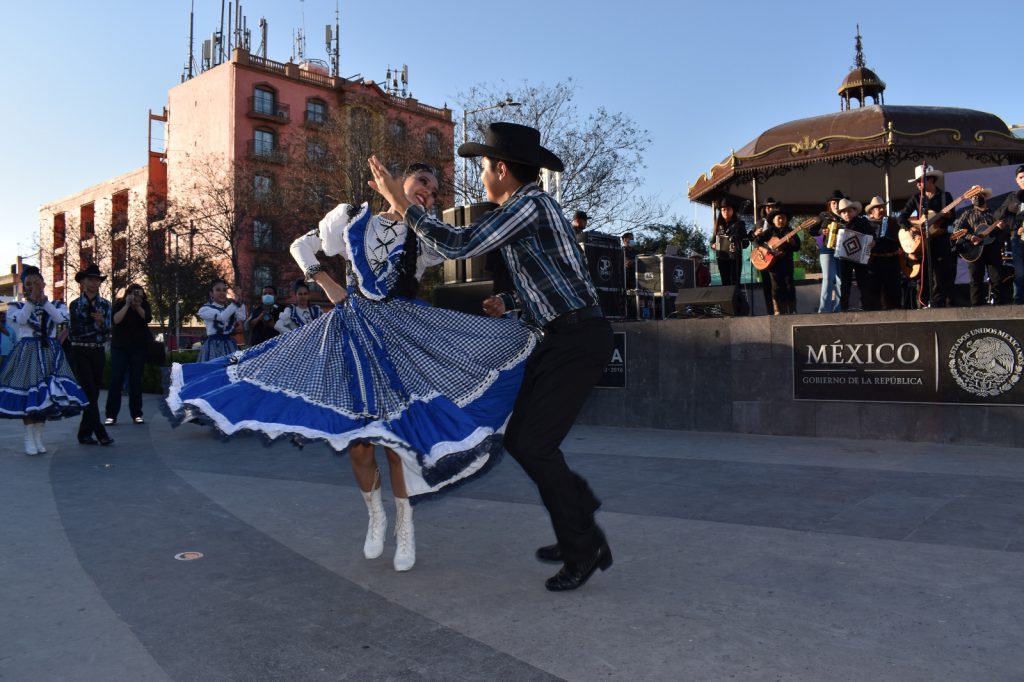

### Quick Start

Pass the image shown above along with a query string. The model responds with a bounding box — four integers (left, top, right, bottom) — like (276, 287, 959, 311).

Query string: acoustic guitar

(955, 220, 1005, 263)
(750, 217, 819, 271)
(898, 185, 985, 258)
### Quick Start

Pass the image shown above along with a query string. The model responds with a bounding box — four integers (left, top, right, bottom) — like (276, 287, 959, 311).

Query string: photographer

(105, 283, 152, 425)
(246, 284, 280, 346)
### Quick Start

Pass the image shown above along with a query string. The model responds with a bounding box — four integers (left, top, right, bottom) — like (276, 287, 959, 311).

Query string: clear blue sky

(1, 0, 1017, 272)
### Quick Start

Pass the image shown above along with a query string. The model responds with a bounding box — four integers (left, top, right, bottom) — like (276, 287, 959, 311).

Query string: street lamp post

(461, 96, 521, 204)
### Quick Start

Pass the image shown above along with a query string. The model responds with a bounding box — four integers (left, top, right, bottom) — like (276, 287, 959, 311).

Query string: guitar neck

(775, 218, 818, 244)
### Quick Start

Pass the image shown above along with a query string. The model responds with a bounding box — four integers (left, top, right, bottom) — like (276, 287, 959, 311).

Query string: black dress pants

(503, 317, 613, 564)
(105, 345, 145, 420)
(71, 346, 109, 440)
(968, 244, 1006, 305)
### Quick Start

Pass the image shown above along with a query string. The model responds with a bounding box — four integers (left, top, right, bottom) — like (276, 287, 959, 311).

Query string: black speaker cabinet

(674, 285, 745, 316)
(636, 255, 696, 294)
(583, 242, 625, 292)
(440, 202, 499, 284)
(432, 281, 495, 316)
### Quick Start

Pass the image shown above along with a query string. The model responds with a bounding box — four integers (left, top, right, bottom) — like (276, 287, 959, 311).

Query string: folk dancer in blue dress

(167, 163, 537, 571)
(0, 266, 88, 455)
(196, 280, 246, 361)
(369, 123, 616, 591)
(273, 278, 323, 335)
(68, 263, 114, 446)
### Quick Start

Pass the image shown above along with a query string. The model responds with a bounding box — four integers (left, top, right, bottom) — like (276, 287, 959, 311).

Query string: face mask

(262, 294, 275, 305)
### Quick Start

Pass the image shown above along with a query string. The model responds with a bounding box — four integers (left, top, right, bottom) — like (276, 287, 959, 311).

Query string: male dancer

(368, 123, 613, 591)
(69, 264, 114, 446)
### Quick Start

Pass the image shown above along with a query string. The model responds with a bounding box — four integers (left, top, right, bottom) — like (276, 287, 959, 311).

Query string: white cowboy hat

(837, 198, 862, 213)
(908, 164, 944, 184)
(864, 196, 886, 212)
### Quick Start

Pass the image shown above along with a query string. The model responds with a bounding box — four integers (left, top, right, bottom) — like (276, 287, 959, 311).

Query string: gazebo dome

(839, 67, 886, 106)
(839, 27, 886, 110)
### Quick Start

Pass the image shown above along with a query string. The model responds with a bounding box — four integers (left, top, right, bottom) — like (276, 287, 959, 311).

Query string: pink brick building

(40, 46, 454, 306)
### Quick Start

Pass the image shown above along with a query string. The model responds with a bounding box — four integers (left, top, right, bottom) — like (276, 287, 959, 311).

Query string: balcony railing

(247, 97, 290, 123)
(303, 110, 328, 128)
(247, 140, 288, 164)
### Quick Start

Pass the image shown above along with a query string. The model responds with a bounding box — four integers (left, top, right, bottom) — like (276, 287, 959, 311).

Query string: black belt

(544, 305, 604, 333)
(70, 341, 105, 348)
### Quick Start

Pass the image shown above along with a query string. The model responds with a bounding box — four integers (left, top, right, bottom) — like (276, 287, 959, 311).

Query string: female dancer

(273, 278, 323, 335)
(168, 164, 536, 571)
(0, 266, 88, 454)
(196, 280, 246, 361)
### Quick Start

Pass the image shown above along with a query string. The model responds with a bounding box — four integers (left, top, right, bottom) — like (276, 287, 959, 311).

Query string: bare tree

(456, 79, 663, 233)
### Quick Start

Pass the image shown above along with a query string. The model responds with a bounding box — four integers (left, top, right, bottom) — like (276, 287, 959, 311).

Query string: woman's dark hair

(208, 278, 227, 296)
(292, 278, 309, 293)
(126, 283, 146, 299)
(20, 265, 41, 283)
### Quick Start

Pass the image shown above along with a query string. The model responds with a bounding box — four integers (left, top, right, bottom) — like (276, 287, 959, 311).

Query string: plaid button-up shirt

(405, 183, 599, 327)
(69, 293, 112, 344)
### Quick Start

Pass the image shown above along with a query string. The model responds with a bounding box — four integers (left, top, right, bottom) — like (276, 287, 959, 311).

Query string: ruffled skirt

(198, 334, 239, 362)
(0, 337, 88, 419)
(168, 296, 537, 498)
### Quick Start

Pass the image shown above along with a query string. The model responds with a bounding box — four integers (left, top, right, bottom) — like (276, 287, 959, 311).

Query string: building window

(253, 87, 276, 116)
(253, 219, 273, 249)
(112, 190, 129, 234)
(306, 99, 327, 124)
(254, 128, 276, 156)
(53, 258, 64, 284)
(254, 173, 273, 200)
(81, 203, 95, 238)
(388, 119, 406, 143)
(425, 130, 441, 156)
(306, 140, 327, 164)
(53, 213, 66, 249)
(253, 264, 274, 294)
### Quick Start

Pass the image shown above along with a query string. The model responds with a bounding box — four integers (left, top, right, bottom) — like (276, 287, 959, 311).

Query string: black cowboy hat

(75, 263, 106, 283)
(457, 122, 565, 173)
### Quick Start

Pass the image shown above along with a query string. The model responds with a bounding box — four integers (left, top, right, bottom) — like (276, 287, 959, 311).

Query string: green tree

(634, 218, 709, 258)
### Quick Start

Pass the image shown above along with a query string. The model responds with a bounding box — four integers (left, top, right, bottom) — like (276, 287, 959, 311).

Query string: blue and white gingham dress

(0, 300, 88, 419)
(168, 204, 537, 499)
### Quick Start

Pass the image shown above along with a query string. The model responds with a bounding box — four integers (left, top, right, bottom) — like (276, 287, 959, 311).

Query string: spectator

(247, 285, 281, 346)
(105, 283, 152, 425)
(275, 279, 324, 335)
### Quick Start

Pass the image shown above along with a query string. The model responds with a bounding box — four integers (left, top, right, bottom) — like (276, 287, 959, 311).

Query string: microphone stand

(918, 162, 929, 309)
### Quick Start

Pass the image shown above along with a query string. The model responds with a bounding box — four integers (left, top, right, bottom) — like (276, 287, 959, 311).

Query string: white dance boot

(361, 487, 387, 559)
(393, 497, 416, 572)
(24, 425, 39, 456)
(32, 423, 46, 454)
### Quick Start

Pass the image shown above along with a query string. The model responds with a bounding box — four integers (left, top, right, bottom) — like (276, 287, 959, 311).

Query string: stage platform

(581, 303, 1024, 448)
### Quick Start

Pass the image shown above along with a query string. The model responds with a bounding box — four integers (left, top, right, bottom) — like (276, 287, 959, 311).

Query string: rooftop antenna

(219, 0, 226, 63)
(292, 0, 307, 62)
(325, 0, 340, 76)
(234, 0, 243, 52)
(257, 17, 267, 58)
(182, 0, 195, 82)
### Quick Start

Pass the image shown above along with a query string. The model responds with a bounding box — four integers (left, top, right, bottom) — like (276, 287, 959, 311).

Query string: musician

(754, 198, 779, 314)
(754, 209, 799, 314)
(952, 191, 1007, 306)
(711, 198, 748, 286)
(807, 190, 845, 313)
(572, 210, 588, 251)
(897, 165, 955, 308)
(621, 232, 637, 290)
(836, 199, 874, 312)
(864, 196, 902, 310)
(993, 164, 1024, 304)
